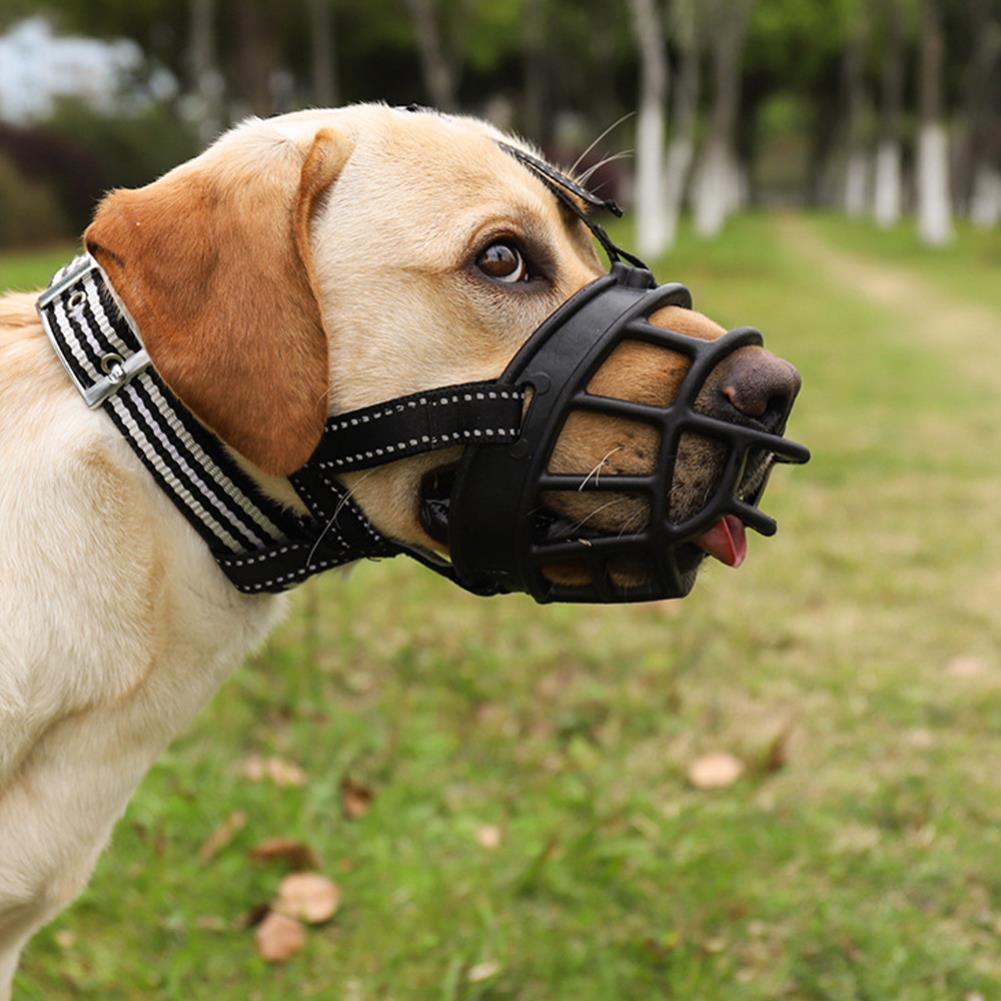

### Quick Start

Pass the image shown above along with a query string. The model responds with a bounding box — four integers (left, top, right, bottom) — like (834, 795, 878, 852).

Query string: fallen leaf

(688, 752, 744, 790)
(475, 824, 502, 850)
(240, 755, 307, 788)
(54, 930, 76, 949)
(340, 777, 374, 820)
(945, 655, 989, 679)
(254, 911, 306, 963)
(198, 809, 248, 864)
(468, 959, 501, 982)
(249, 837, 321, 870)
(274, 872, 341, 924)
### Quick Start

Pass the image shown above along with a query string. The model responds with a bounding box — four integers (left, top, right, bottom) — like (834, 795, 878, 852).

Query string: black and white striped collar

(36, 254, 398, 594)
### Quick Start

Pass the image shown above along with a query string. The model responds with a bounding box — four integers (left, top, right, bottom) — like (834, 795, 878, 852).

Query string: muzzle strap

(307, 382, 525, 473)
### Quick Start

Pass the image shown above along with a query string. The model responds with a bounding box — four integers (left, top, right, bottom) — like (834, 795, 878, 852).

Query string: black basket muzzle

(303, 262, 809, 603)
(443, 263, 810, 603)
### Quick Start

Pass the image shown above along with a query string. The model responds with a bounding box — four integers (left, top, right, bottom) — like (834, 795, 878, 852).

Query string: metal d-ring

(99, 352, 126, 383)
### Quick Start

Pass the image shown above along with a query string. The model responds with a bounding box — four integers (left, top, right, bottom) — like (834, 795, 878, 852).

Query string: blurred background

(0, 0, 996, 250)
(5, 2, 1001, 1001)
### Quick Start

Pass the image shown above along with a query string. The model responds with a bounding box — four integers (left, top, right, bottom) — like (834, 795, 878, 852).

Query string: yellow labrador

(0, 104, 801, 992)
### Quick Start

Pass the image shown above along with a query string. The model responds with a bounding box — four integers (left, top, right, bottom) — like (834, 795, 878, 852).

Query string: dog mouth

(419, 452, 774, 572)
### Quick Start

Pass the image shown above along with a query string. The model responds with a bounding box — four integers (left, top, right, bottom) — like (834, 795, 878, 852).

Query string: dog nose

(715, 348, 801, 432)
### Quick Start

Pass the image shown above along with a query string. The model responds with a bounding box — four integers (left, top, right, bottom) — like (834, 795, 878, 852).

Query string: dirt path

(774, 214, 1001, 390)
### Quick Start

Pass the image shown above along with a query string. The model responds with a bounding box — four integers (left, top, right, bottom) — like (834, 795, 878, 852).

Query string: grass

(10, 213, 1001, 1000)
(0, 244, 79, 293)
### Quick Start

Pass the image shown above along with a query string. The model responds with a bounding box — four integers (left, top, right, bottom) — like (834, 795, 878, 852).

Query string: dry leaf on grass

(254, 910, 306, 962)
(467, 959, 501, 982)
(688, 752, 745, 790)
(475, 824, 502, 850)
(240, 755, 307, 788)
(249, 837, 321, 870)
(274, 872, 341, 924)
(340, 777, 374, 820)
(945, 655, 989, 679)
(198, 809, 248, 864)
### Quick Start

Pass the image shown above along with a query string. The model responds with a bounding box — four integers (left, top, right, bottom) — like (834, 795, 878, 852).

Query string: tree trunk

(959, 0, 1001, 225)
(970, 164, 1001, 227)
(693, 0, 755, 238)
(189, 0, 223, 146)
(403, 0, 457, 112)
(873, 0, 903, 228)
(234, 0, 279, 118)
(842, 28, 868, 216)
(628, 0, 670, 257)
(916, 0, 953, 245)
(522, 0, 547, 143)
(307, 0, 339, 107)
(663, 0, 700, 243)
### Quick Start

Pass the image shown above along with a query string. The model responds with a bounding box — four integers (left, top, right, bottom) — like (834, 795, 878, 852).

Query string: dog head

(84, 105, 801, 589)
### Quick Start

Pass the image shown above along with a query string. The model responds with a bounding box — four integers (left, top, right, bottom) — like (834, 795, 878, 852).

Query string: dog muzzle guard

(309, 261, 809, 603)
(38, 139, 808, 604)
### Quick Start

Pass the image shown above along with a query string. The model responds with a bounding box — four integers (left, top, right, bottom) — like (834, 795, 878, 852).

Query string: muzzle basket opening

(514, 303, 807, 602)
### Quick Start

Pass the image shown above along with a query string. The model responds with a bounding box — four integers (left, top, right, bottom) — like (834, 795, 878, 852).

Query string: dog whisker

(568, 111, 636, 177)
(565, 496, 628, 535)
(305, 468, 379, 566)
(578, 446, 622, 490)
(576, 150, 634, 186)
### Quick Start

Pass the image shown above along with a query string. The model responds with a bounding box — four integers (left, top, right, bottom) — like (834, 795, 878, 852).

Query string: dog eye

(476, 241, 530, 283)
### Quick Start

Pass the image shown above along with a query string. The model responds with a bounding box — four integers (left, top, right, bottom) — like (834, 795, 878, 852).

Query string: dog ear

(84, 127, 351, 476)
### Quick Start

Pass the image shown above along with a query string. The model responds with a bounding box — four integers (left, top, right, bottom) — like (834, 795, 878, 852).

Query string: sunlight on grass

(12, 215, 1001, 1000)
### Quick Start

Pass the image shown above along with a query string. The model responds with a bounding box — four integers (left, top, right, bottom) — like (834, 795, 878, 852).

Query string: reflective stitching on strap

(327, 387, 521, 432)
(316, 426, 520, 469)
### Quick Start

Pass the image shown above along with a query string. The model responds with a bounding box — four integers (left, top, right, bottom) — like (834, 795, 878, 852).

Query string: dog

(0, 104, 800, 994)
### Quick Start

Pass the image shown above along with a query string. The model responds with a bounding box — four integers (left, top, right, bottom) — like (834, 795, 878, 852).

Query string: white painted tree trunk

(726, 153, 748, 214)
(844, 150, 869, 217)
(916, 122, 953, 245)
(627, 0, 670, 258)
(915, 0, 952, 246)
(873, 139, 902, 228)
(693, 139, 729, 237)
(404, 0, 457, 111)
(635, 99, 669, 256)
(691, 0, 754, 239)
(663, 136, 694, 246)
(970, 163, 1001, 228)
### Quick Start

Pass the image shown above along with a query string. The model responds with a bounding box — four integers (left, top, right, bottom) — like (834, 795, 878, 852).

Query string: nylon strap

(34, 255, 424, 593)
(308, 382, 523, 472)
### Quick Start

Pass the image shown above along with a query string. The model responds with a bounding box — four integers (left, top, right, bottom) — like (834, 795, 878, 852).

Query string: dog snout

(712, 348, 801, 433)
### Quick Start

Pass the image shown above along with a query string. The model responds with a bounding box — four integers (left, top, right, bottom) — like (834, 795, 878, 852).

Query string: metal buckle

(37, 255, 152, 409)
(81, 348, 151, 408)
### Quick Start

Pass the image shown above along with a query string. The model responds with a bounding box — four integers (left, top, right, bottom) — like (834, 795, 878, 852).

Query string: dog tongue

(695, 515, 747, 568)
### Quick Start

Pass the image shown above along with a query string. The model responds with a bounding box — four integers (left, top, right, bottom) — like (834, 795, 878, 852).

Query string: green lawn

(9, 214, 1001, 1001)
